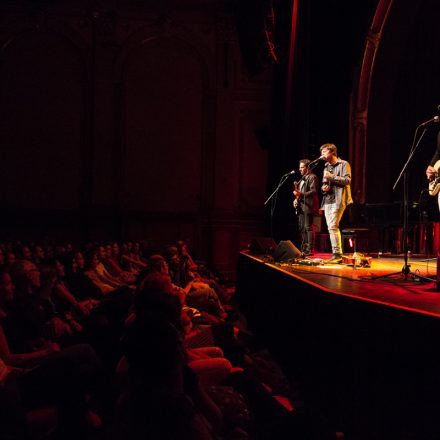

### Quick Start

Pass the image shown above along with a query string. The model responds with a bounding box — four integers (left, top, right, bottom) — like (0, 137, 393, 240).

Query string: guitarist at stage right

(320, 143, 353, 264)
(426, 133, 440, 212)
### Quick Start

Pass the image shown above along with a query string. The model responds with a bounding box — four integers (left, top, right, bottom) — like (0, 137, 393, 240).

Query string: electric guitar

(428, 160, 440, 196)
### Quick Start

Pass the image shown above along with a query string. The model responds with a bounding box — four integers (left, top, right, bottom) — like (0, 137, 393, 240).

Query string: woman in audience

(19, 245, 33, 262)
(134, 271, 235, 385)
(0, 269, 60, 365)
(149, 253, 227, 320)
(177, 240, 235, 304)
(31, 245, 45, 266)
(55, 254, 131, 365)
(112, 313, 221, 440)
(65, 251, 103, 299)
(119, 242, 146, 274)
(37, 264, 84, 345)
(85, 250, 123, 294)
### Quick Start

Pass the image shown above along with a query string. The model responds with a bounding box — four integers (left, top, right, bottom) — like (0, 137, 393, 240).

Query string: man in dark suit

(293, 159, 320, 256)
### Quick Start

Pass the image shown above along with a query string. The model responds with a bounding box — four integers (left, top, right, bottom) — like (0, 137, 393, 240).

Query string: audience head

(6, 252, 16, 267)
(10, 260, 41, 293)
(84, 251, 100, 271)
(138, 271, 173, 295)
(122, 314, 183, 382)
(147, 254, 169, 275)
(57, 252, 75, 277)
(39, 264, 58, 294)
(32, 245, 45, 263)
(0, 270, 15, 305)
(105, 244, 112, 259)
(74, 251, 85, 271)
(112, 242, 120, 258)
(176, 240, 191, 258)
(55, 260, 65, 279)
(97, 246, 107, 261)
(20, 246, 32, 261)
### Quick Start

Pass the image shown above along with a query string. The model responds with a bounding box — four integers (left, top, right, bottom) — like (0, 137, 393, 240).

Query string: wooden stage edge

(240, 250, 440, 318)
(236, 250, 440, 439)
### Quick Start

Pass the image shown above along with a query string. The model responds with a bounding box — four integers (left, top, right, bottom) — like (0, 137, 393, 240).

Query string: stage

(236, 251, 440, 440)
(260, 251, 440, 316)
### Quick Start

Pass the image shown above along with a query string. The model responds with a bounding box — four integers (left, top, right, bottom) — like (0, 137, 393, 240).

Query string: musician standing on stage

(426, 132, 440, 211)
(320, 143, 353, 263)
(293, 159, 319, 256)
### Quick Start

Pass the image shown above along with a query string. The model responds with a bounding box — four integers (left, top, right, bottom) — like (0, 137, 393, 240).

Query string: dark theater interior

(1, 1, 440, 439)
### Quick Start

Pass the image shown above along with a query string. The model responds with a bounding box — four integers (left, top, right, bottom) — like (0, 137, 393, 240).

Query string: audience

(0, 236, 322, 439)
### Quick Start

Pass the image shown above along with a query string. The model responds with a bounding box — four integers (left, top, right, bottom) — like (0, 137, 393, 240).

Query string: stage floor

(237, 251, 440, 440)
(245, 251, 440, 317)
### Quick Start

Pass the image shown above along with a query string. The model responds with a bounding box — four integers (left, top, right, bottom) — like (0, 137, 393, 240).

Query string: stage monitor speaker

(273, 240, 302, 262)
(249, 237, 277, 255)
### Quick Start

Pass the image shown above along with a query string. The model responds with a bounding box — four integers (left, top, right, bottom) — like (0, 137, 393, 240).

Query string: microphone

(309, 155, 326, 166)
(419, 115, 440, 127)
(283, 170, 296, 176)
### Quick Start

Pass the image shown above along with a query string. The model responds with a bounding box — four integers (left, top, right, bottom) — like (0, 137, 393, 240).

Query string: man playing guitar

(293, 159, 319, 256)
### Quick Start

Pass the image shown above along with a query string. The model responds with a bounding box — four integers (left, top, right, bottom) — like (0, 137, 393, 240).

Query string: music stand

(372, 123, 435, 283)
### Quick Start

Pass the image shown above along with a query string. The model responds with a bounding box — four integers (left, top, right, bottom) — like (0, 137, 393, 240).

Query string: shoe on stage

(327, 254, 343, 264)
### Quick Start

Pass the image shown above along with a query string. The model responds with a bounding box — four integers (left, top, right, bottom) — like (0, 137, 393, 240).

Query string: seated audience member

(6, 261, 81, 352)
(108, 242, 136, 283)
(7, 260, 53, 354)
(83, 250, 134, 327)
(65, 251, 103, 300)
(0, 267, 109, 430)
(112, 314, 221, 440)
(119, 241, 146, 273)
(31, 245, 45, 266)
(54, 254, 130, 364)
(134, 272, 236, 384)
(84, 251, 125, 295)
(95, 245, 134, 285)
(177, 240, 199, 275)
(5, 251, 16, 269)
(51, 258, 96, 316)
(176, 240, 235, 304)
(101, 245, 134, 286)
(0, 352, 103, 440)
(0, 269, 60, 365)
(69, 251, 132, 316)
(18, 245, 33, 262)
(148, 254, 227, 320)
(37, 264, 84, 345)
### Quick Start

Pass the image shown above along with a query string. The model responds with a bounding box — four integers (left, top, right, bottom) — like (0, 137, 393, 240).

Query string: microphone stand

(264, 172, 294, 239)
(372, 124, 435, 283)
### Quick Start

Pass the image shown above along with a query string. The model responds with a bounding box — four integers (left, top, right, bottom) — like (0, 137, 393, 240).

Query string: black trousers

(298, 212, 315, 253)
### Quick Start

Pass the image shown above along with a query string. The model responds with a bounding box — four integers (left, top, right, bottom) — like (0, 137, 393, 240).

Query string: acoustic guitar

(428, 160, 440, 196)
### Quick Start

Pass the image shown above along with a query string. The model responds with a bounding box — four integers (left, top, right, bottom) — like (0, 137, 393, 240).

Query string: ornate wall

(0, 1, 273, 275)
